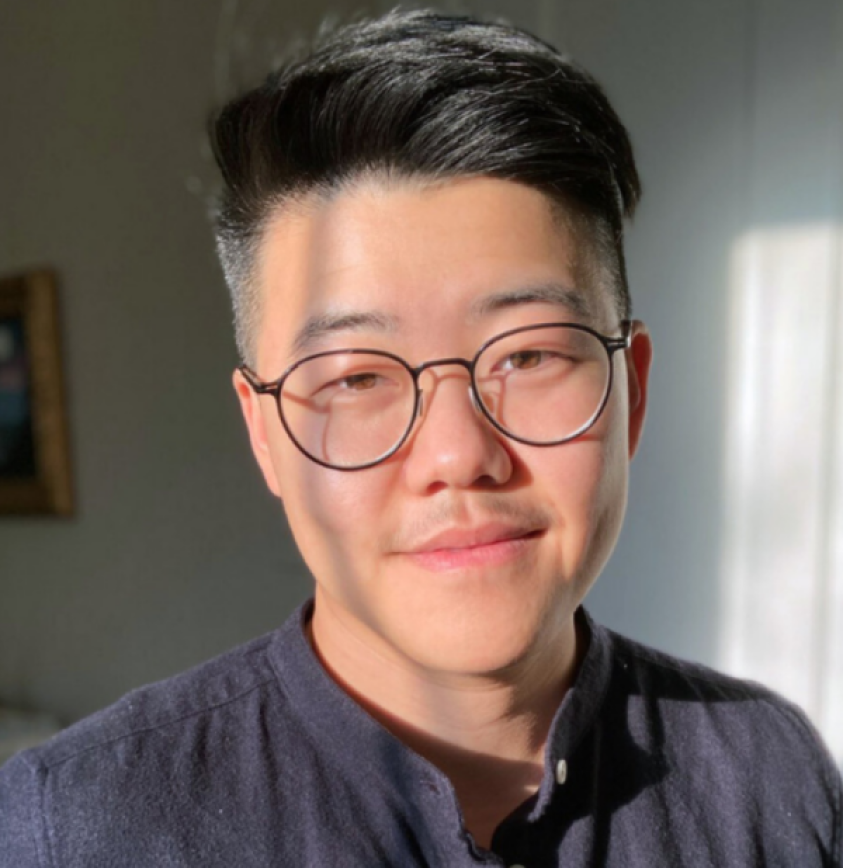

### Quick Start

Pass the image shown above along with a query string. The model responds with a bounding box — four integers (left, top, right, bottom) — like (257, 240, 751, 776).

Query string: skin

(235, 176, 652, 848)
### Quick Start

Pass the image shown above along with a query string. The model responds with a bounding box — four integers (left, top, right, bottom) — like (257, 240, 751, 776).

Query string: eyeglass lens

(278, 325, 613, 469)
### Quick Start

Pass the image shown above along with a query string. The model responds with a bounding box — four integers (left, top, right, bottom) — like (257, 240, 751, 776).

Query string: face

(236, 177, 651, 680)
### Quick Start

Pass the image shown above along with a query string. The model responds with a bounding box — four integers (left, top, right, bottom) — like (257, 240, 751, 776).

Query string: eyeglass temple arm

(604, 320, 633, 353)
(238, 364, 275, 394)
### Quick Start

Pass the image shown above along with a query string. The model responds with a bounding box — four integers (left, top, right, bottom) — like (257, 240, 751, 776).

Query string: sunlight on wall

(721, 223, 843, 765)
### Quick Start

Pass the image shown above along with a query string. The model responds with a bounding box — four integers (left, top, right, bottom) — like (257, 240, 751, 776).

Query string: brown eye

(341, 372, 379, 390)
(503, 350, 545, 370)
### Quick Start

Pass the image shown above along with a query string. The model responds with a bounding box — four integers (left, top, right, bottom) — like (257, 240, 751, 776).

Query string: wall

(1, 0, 840, 728)
(453, 1, 843, 704)
(0, 0, 374, 722)
(539, 0, 751, 663)
(540, 0, 842, 758)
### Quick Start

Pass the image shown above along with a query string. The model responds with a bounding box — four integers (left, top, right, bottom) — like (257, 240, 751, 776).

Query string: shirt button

(555, 758, 568, 785)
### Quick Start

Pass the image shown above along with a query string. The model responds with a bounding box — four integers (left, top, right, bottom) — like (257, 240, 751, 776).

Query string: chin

(383, 581, 575, 678)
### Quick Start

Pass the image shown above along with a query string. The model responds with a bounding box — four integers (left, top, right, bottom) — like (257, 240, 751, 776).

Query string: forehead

(254, 176, 611, 368)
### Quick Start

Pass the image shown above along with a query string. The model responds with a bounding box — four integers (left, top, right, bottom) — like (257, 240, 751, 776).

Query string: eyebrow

(468, 282, 593, 321)
(291, 310, 399, 356)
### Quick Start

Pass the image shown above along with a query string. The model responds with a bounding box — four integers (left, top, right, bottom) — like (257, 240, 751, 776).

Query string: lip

(408, 522, 540, 553)
(400, 522, 544, 571)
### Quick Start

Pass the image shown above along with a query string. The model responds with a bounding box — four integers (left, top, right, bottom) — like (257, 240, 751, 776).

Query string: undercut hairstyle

(209, 9, 641, 365)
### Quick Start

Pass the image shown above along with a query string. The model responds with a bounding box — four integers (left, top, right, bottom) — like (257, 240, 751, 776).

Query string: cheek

(534, 416, 629, 575)
(268, 430, 394, 572)
(539, 440, 607, 525)
(301, 471, 386, 532)
(579, 412, 630, 573)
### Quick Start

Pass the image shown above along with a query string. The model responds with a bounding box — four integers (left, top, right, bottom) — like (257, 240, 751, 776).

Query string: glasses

(240, 321, 631, 471)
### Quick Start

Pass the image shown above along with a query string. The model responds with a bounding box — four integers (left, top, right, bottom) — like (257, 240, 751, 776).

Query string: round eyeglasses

(240, 321, 631, 471)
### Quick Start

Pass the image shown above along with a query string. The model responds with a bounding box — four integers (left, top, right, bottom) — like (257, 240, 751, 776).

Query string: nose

(401, 364, 513, 494)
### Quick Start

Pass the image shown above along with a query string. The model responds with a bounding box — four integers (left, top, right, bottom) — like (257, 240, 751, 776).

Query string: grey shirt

(1, 602, 840, 866)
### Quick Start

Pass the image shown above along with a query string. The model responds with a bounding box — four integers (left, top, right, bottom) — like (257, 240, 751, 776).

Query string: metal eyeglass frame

(239, 321, 632, 471)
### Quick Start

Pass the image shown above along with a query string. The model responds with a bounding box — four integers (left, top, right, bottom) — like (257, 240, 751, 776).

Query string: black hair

(209, 9, 641, 363)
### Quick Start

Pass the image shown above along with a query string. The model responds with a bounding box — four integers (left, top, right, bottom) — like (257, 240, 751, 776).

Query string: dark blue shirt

(1, 603, 840, 866)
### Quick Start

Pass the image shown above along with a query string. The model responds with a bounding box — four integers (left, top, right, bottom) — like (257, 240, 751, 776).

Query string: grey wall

(544, 0, 752, 664)
(455, 0, 842, 671)
(545, 0, 843, 669)
(441, 0, 748, 668)
(0, 0, 374, 722)
(1, 0, 840, 725)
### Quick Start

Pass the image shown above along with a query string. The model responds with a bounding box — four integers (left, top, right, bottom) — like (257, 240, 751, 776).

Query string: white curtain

(722, 224, 843, 765)
(717, 0, 843, 765)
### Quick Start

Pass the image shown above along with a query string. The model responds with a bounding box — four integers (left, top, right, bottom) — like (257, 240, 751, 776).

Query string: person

(1, 9, 840, 866)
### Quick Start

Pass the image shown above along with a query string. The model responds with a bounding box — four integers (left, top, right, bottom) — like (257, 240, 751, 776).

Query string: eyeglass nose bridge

(411, 356, 483, 425)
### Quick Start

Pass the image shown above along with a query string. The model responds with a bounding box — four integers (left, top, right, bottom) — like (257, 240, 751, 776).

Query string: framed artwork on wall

(0, 270, 73, 516)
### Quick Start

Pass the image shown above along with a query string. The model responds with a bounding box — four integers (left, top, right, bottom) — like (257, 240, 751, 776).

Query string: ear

(624, 321, 653, 460)
(233, 369, 284, 499)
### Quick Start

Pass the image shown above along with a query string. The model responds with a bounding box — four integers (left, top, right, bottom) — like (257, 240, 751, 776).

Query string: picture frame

(0, 269, 73, 516)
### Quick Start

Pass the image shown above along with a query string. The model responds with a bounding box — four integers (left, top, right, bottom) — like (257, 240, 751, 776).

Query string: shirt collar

(269, 599, 613, 827)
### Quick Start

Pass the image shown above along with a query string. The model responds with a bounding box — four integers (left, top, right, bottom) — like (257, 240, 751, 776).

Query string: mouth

(401, 523, 545, 571)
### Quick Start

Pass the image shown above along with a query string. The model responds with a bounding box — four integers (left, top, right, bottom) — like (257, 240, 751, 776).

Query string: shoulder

(0, 628, 306, 865)
(29, 629, 281, 773)
(598, 625, 842, 858)
(609, 627, 786, 702)
(605, 627, 831, 754)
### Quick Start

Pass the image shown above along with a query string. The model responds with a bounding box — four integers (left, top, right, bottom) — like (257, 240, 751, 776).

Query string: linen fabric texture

(1, 602, 840, 867)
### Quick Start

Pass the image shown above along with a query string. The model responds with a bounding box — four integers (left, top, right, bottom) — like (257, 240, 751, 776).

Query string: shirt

(1, 602, 840, 867)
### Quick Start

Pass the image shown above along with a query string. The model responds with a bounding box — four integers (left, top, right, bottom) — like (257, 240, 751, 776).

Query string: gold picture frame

(0, 270, 73, 515)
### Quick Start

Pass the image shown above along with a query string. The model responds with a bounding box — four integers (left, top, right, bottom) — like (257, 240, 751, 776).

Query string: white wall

(1, 0, 840, 729)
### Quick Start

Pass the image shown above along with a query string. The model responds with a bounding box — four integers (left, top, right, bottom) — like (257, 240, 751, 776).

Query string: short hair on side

(209, 8, 642, 365)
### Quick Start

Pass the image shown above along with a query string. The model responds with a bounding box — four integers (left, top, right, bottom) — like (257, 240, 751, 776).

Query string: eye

(323, 368, 405, 397)
(499, 349, 556, 371)
(338, 372, 380, 391)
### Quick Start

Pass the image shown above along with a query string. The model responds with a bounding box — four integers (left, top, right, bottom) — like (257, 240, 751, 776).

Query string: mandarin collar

(269, 600, 613, 830)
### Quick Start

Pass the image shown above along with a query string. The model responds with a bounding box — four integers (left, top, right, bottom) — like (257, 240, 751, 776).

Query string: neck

(309, 593, 583, 849)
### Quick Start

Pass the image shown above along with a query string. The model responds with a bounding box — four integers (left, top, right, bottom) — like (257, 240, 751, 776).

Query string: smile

(401, 524, 545, 571)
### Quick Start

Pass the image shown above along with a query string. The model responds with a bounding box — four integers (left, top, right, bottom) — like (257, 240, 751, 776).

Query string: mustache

(388, 495, 553, 552)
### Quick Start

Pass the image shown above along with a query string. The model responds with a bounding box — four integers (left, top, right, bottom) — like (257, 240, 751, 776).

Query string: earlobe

(624, 321, 653, 460)
(232, 369, 284, 499)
